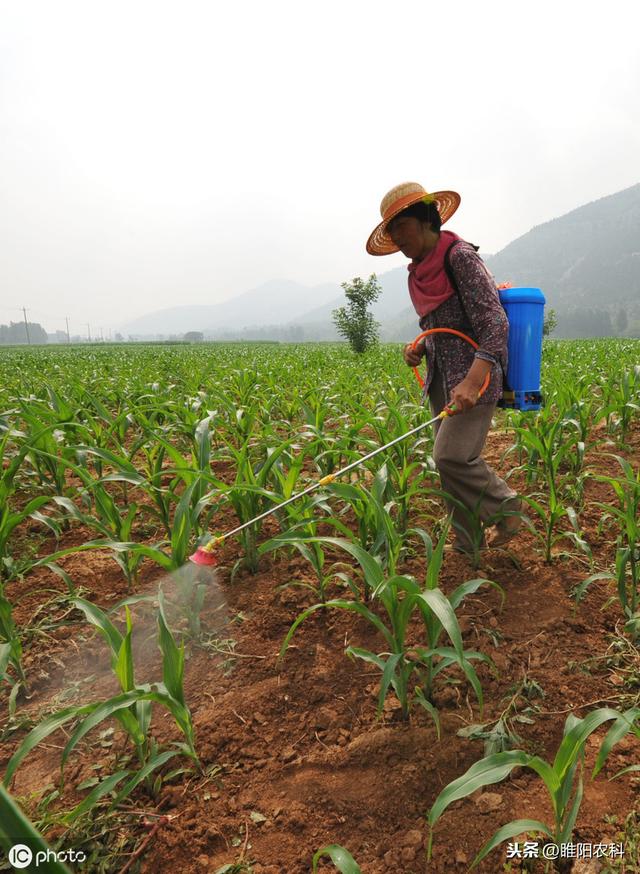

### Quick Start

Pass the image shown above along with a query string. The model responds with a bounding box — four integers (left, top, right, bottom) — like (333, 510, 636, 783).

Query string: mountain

(484, 184, 640, 315)
(295, 269, 408, 325)
(118, 279, 341, 336)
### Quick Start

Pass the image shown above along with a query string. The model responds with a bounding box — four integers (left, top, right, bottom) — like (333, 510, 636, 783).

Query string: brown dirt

(2, 421, 640, 873)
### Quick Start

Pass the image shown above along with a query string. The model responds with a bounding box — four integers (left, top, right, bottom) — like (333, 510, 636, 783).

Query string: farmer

(366, 181, 521, 553)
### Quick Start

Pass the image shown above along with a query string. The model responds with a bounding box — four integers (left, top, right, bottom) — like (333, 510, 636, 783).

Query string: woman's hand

(448, 358, 493, 413)
(448, 378, 481, 413)
(403, 340, 425, 367)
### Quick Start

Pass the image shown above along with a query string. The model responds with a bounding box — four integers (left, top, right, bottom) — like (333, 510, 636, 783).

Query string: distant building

(47, 330, 69, 344)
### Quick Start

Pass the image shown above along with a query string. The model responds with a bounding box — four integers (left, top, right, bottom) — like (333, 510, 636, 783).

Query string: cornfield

(1, 338, 639, 874)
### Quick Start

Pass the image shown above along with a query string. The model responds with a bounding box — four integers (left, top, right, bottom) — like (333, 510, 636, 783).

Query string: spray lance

(189, 285, 546, 566)
(189, 327, 491, 567)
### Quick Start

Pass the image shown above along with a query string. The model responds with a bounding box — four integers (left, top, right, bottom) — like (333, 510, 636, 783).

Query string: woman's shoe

(452, 535, 485, 557)
(487, 500, 524, 547)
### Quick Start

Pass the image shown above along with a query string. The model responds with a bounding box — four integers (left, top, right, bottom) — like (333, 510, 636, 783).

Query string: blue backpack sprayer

(190, 287, 546, 566)
(497, 286, 546, 411)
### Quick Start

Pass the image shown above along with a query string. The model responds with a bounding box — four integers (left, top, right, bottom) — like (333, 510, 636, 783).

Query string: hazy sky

(1, 0, 639, 333)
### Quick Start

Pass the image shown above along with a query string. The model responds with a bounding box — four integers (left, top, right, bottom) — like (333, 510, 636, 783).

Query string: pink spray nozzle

(189, 546, 219, 567)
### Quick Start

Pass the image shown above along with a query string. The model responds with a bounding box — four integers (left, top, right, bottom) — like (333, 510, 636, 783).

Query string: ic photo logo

(8, 845, 32, 869)
(8, 844, 87, 869)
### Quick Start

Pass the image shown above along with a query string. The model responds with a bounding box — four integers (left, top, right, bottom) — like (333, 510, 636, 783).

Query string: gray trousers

(429, 371, 517, 547)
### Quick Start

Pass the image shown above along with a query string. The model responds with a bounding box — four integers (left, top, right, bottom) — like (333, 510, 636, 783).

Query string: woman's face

(386, 215, 435, 260)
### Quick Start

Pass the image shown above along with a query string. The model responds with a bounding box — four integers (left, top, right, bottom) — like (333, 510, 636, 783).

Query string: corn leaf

(413, 687, 441, 739)
(312, 844, 362, 873)
(110, 748, 180, 808)
(414, 589, 465, 658)
(552, 708, 621, 782)
(71, 598, 123, 658)
(559, 767, 583, 844)
(448, 578, 504, 611)
(273, 536, 384, 593)
(114, 612, 135, 693)
(280, 600, 393, 658)
(63, 770, 131, 824)
(428, 751, 557, 827)
(0, 784, 72, 872)
(0, 643, 11, 682)
(593, 707, 640, 777)
(157, 593, 185, 706)
(3, 700, 102, 786)
(471, 819, 553, 868)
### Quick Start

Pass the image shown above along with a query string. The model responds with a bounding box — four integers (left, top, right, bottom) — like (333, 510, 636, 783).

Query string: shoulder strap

(443, 238, 511, 392)
(443, 239, 480, 293)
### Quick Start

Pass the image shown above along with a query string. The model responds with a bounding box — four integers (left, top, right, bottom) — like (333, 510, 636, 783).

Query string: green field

(1, 339, 639, 873)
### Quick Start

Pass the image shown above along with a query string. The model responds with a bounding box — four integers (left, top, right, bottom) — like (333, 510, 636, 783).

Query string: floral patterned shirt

(416, 239, 508, 406)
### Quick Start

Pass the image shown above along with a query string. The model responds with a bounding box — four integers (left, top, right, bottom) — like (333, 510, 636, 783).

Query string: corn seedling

(575, 456, 640, 634)
(324, 470, 410, 580)
(600, 365, 640, 444)
(368, 398, 434, 532)
(0, 423, 62, 582)
(279, 526, 497, 725)
(20, 410, 76, 495)
(508, 417, 589, 562)
(561, 506, 594, 568)
(210, 438, 293, 574)
(595, 456, 639, 632)
(275, 462, 435, 585)
(424, 485, 488, 566)
(457, 673, 544, 756)
(428, 707, 625, 870)
(258, 491, 343, 603)
(0, 590, 25, 709)
(3, 596, 198, 812)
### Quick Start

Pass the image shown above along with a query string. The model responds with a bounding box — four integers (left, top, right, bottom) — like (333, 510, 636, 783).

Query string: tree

(0, 321, 48, 345)
(543, 308, 557, 337)
(332, 274, 382, 353)
(183, 331, 204, 342)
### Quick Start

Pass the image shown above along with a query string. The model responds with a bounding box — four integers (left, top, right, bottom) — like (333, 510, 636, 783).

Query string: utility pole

(65, 317, 71, 343)
(22, 307, 31, 345)
(87, 323, 91, 342)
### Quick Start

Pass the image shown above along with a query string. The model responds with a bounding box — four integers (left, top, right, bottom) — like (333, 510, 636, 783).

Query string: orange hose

(410, 328, 491, 408)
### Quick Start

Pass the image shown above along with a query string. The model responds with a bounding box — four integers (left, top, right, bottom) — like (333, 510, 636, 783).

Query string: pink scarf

(407, 230, 461, 317)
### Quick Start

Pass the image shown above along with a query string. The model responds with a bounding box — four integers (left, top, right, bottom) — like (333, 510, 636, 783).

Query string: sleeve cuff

(474, 350, 498, 364)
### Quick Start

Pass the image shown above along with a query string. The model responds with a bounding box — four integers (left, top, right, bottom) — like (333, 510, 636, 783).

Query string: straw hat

(366, 182, 461, 255)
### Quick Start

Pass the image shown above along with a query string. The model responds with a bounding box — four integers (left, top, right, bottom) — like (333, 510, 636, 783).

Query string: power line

(1, 307, 124, 342)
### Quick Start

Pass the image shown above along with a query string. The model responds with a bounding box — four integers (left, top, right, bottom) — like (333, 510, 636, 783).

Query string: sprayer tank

(498, 286, 546, 411)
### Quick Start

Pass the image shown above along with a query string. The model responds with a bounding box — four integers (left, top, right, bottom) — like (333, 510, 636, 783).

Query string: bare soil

(2, 421, 640, 874)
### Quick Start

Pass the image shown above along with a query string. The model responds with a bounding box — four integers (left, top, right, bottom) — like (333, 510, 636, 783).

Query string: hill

(484, 183, 640, 336)
(485, 184, 640, 306)
(118, 279, 341, 337)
